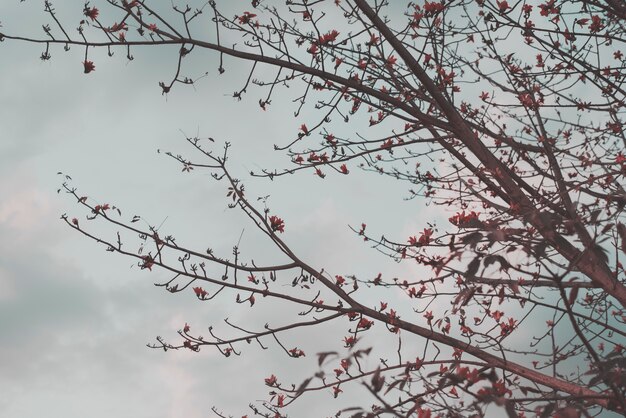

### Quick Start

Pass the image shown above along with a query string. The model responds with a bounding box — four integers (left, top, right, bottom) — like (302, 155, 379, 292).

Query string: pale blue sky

(2, 1, 619, 417)
(0, 2, 436, 417)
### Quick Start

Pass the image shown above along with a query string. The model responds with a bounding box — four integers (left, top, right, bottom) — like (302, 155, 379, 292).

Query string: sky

(0, 2, 437, 417)
(1, 2, 619, 418)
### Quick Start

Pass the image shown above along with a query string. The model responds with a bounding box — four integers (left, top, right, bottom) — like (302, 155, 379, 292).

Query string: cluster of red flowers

(83, 60, 96, 74)
(357, 318, 373, 329)
(408, 228, 433, 246)
(193, 286, 208, 299)
(264, 374, 278, 386)
(268, 215, 285, 233)
(318, 30, 339, 45)
(448, 210, 480, 227)
(141, 255, 155, 271)
(93, 203, 110, 213)
(83, 7, 99, 21)
(237, 11, 257, 24)
(423, 1, 444, 15)
(288, 347, 305, 357)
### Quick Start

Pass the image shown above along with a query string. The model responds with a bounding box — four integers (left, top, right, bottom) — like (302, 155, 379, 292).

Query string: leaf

(533, 241, 548, 258)
(568, 286, 579, 306)
(465, 256, 481, 278)
(591, 243, 609, 264)
(370, 367, 385, 393)
(353, 347, 372, 358)
(461, 232, 483, 249)
(587, 208, 602, 224)
(316, 351, 338, 366)
(554, 406, 581, 418)
(294, 377, 312, 397)
(504, 400, 518, 418)
(453, 288, 476, 308)
(483, 255, 511, 271)
(617, 223, 626, 255)
(540, 403, 556, 418)
(384, 378, 405, 395)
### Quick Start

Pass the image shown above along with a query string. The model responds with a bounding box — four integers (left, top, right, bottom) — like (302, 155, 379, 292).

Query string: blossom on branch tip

(83, 60, 95, 74)
(268, 215, 285, 233)
(238, 11, 257, 24)
(141, 255, 155, 271)
(288, 347, 305, 357)
(318, 30, 339, 45)
(386, 55, 398, 67)
(83, 7, 99, 21)
(357, 318, 373, 329)
(193, 286, 208, 299)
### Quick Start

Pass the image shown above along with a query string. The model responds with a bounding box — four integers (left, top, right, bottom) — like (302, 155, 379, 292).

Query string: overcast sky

(0, 2, 443, 417)
(2, 1, 613, 417)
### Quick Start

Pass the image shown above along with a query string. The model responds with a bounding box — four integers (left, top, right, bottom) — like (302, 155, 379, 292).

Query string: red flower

(423, 1, 444, 15)
(418, 228, 433, 245)
(491, 310, 504, 321)
(449, 210, 480, 227)
(183, 323, 190, 333)
(381, 139, 394, 150)
(367, 33, 380, 46)
(339, 164, 349, 174)
(147, 23, 157, 31)
(300, 123, 308, 134)
(332, 385, 343, 398)
(386, 55, 398, 67)
(264, 374, 278, 386)
(589, 15, 604, 33)
(268, 215, 285, 233)
(424, 311, 434, 324)
(84, 7, 99, 21)
(335, 275, 345, 286)
(276, 394, 285, 407)
(141, 255, 155, 271)
(318, 30, 339, 45)
(343, 335, 356, 347)
(496, 0, 509, 12)
(83, 60, 96, 74)
(193, 286, 208, 299)
(357, 318, 373, 329)
(108, 22, 128, 32)
(417, 408, 431, 418)
(71, 218, 79, 226)
(288, 347, 305, 357)
(238, 11, 257, 24)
